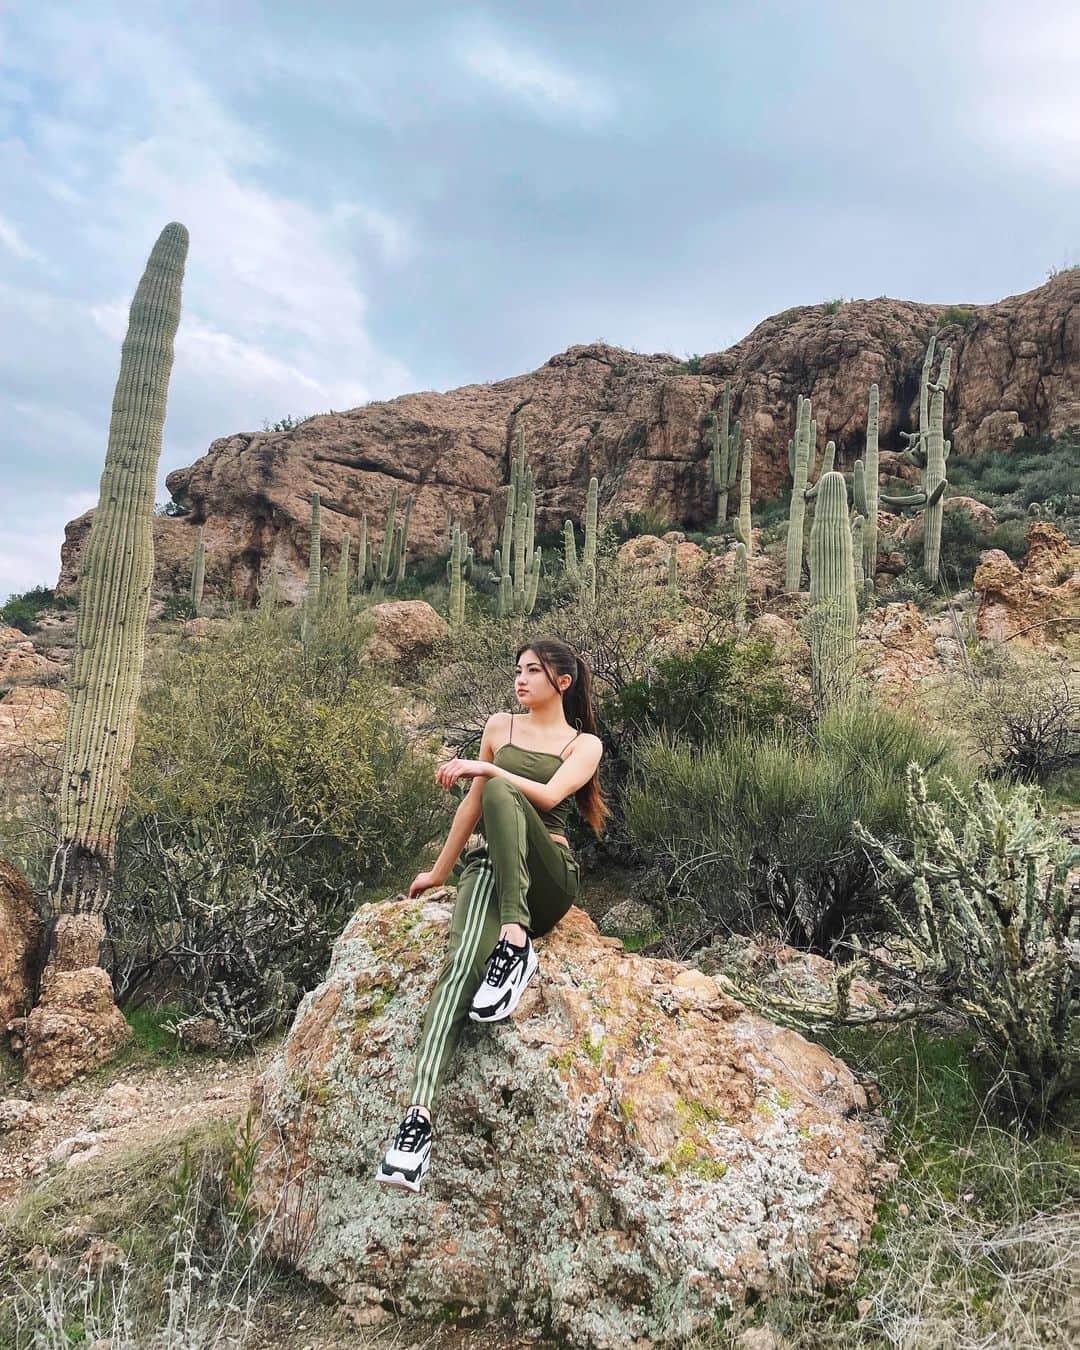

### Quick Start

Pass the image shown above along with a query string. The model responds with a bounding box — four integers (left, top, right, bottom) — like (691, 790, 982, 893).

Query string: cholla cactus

(707, 383, 740, 523)
(47, 221, 188, 931)
(883, 337, 952, 581)
(854, 766, 1079, 1122)
(190, 526, 205, 615)
(806, 471, 858, 707)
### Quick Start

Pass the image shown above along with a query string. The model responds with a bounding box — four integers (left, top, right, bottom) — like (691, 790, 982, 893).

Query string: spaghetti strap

(508, 713, 514, 746)
(557, 729, 581, 756)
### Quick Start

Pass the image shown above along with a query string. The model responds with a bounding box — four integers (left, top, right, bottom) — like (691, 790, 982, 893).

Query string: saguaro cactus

(733, 439, 753, 556)
(447, 525, 468, 632)
(301, 490, 321, 646)
(733, 541, 748, 633)
(47, 222, 188, 936)
(666, 540, 679, 597)
(497, 425, 542, 615)
(785, 396, 816, 592)
(851, 384, 880, 585)
(807, 471, 858, 708)
(883, 339, 952, 581)
(190, 526, 205, 615)
(707, 383, 740, 523)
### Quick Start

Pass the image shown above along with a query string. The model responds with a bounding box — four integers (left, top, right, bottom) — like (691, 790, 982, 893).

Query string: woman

(377, 637, 608, 1192)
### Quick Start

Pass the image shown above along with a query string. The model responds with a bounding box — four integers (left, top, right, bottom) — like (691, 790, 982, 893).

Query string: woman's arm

(435, 728, 604, 814)
(426, 714, 500, 882)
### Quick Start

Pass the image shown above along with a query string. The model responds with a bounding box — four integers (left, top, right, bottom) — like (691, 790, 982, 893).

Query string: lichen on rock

(249, 892, 887, 1348)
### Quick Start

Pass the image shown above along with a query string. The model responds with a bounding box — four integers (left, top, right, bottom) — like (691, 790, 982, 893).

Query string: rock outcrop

(16, 914, 131, 1091)
(249, 892, 886, 1348)
(974, 523, 1079, 643)
(0, 860, 41, 1037)
(58, 272, 1080, 606)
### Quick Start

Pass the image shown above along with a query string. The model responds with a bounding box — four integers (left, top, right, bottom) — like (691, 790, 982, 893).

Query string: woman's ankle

(499, 922, 529, 946)
(407, 1103, 432, 1124)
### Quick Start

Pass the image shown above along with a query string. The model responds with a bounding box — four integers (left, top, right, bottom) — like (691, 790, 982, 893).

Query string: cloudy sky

(2, 0, 1078, 599)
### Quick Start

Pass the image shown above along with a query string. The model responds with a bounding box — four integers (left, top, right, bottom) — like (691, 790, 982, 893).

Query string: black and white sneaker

(376, 1108, 432, 1193)
(468, 934, 539, 1023)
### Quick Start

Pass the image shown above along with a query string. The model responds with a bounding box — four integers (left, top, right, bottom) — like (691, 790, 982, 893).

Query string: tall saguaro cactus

(707, 383, 740, 523)
(733, 439, 753, 555)
(47, 222, 188, 940)
(785, 395, 816, 592)
(883, 338, 952, 581)
(852, 383, 880, 585)
(190, 526, 205, 615)
(497, 424, 542, 615)
(807, 471, 858, 708)
(301, 490, 321, 646)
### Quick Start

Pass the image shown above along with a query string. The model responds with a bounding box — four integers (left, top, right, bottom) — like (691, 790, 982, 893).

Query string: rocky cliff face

(58, 271, 1080, 604)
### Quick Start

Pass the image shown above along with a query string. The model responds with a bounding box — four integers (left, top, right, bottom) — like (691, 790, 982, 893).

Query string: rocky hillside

(58, 271, 1080, 605)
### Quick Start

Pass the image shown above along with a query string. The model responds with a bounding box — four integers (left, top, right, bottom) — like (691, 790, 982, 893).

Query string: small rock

(48, 1131, 99, 1165)
(0, 1099, 47, 1134)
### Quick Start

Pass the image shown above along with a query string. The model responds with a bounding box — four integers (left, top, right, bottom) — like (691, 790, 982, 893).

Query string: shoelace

(484, 937, 525, 986)
(395, 1111, 430, 1153)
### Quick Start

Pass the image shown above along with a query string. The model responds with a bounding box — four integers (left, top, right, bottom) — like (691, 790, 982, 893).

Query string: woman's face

(515, 649, 561, 706)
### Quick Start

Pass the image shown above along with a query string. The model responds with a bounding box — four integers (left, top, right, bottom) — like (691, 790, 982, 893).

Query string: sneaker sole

(468, 950, 539, 1023)
(376, 1156, 429, 1193)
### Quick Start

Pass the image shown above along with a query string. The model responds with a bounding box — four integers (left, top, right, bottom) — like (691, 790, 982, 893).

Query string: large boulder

(249, 893, 887, 1348)
(20, 914, 131, 1090)
(974, 523, 1080, 644)
(362, 600, 450, 668)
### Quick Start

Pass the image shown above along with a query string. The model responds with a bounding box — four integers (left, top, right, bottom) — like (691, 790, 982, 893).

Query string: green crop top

(490, 714, 580, 838)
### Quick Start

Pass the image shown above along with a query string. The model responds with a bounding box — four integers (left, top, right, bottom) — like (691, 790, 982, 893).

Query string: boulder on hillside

(974, 523, 1079, 644)
(248, 893, 887, 1348)
(362, 600, 449, 668)
(20, 914, 131, 1090)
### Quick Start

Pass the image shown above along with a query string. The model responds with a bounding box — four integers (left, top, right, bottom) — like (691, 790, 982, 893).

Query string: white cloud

(454, 28, 615, 124)
(0, 212, 43, 263)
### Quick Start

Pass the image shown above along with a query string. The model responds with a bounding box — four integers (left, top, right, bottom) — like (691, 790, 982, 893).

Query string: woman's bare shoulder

(571, 731, 604, 756)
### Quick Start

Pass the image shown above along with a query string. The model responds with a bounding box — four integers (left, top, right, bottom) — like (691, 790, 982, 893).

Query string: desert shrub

(108, 603, 448, 1042)
(936, 305, 975, 329)
(937, 505, 992, 588)
(622, 701, 969, 952)
(0, 585, 78, 632)
(613, 505, 677, 540)
(949, 643, 1080, 782)
(601, 637, 798, 749)
(855, 766, 1078, 1124)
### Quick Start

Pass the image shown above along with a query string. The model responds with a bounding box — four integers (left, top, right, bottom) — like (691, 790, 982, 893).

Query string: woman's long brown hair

(515, 637, 611, 837)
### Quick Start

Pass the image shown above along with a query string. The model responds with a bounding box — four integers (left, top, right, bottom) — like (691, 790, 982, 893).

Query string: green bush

(0, 585, 78, 633)
(600, 637, 798, 748)
(622, 701, 969, 951)
(936, 305, 975, 329)
(108, 604, 449, 1042)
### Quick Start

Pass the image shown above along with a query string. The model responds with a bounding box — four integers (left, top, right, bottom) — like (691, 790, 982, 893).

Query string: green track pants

(408, 777, 580, 1111)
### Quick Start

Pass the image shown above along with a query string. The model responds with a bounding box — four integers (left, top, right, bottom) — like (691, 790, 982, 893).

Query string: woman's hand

(435, 758, 494, 790)
(408, 870, 446, 899)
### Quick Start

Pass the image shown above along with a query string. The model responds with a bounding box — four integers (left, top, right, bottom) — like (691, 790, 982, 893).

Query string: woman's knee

(482, 776, 521, 814)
